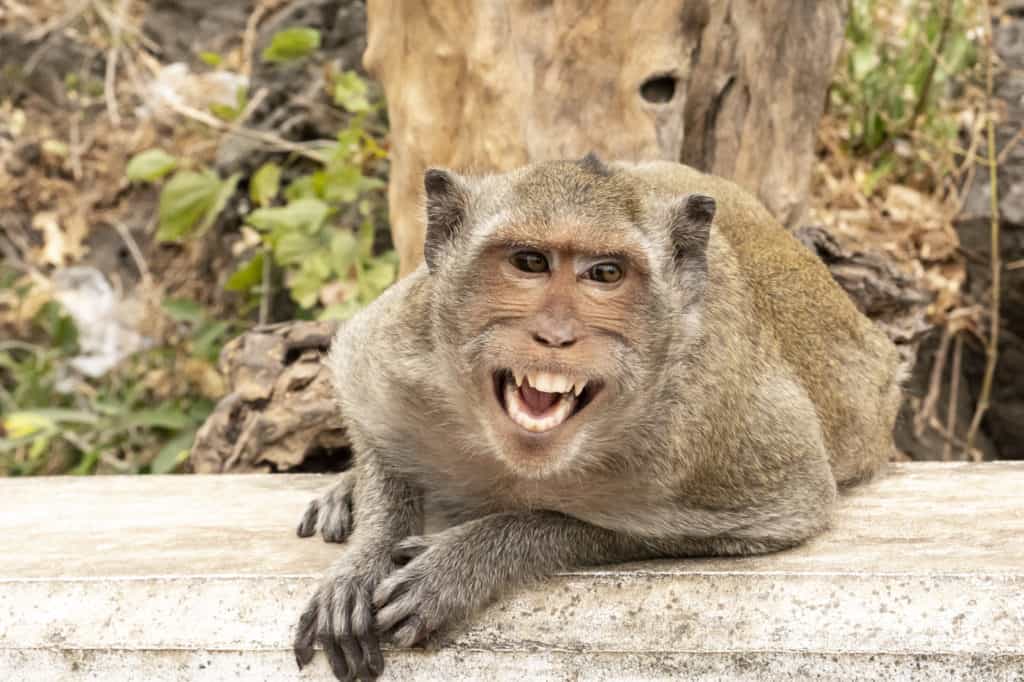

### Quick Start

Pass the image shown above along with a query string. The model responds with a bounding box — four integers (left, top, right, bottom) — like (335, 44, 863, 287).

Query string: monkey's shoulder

(327, 266, 435, 386)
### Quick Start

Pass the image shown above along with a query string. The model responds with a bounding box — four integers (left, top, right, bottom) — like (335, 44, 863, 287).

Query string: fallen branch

(964, 4, 1002, 460)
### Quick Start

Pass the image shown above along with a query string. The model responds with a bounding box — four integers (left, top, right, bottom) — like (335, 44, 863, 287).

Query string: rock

(951, 10, 1024, 460)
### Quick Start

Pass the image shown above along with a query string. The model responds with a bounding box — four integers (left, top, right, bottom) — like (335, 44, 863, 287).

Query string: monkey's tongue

(503, 378, 576, 433)
(519, 383, 559, 413)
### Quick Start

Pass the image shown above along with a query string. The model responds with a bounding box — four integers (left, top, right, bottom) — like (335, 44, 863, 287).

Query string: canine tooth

(513, 370, 524, 387)
(532, 372, 572, 393)
(573, 380, 586, 397)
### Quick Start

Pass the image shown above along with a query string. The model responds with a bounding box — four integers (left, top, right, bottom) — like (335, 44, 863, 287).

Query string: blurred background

(0, 0, 1020, 476)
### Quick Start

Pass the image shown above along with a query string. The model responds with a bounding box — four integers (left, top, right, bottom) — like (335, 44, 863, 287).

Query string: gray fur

(293, 159, 902, 681)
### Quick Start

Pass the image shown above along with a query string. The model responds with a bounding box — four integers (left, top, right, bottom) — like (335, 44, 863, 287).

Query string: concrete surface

(0, 463, 1022, 681)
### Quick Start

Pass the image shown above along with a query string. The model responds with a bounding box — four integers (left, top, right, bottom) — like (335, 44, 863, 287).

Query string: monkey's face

(424, 159, 713, 478)
(452, 219, 664, 477)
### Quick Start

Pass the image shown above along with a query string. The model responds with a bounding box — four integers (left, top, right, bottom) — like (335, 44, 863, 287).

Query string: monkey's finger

(374, 595, 414, 632)
(322, 498, 351, 543)
(371, 571, 411, 609)
(359, 629, 385, 678)
(320, 631, 352, 682)
(387, 615, 428, 648)
(338, 636, 365, 681)
(293, 603, 318, 668)
(297, 500, 320, 538)
(390, 536, 429, 565)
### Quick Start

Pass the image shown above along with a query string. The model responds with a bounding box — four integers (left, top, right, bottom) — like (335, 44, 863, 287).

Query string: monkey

(292, 154, 903, 681)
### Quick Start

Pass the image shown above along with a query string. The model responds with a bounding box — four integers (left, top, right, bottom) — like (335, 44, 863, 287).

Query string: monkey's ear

(668, 194, 715, 265)
(578, 151, 611, 177)
(423, 168, 472, 273)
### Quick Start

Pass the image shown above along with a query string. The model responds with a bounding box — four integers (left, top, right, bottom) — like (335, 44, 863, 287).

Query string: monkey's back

(619, 161, 902, 488)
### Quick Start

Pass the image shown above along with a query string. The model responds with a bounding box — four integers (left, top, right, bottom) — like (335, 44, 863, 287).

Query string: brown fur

(293, 158, 903, 681)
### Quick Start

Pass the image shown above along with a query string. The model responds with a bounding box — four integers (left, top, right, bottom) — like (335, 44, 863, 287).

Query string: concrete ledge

(1, 463, 1022, 681)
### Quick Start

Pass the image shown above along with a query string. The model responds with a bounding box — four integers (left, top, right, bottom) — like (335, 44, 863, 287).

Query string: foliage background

(0, 0, 1010, 474)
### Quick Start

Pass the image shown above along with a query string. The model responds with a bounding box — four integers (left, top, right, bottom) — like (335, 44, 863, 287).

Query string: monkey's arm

(372, 506, 815, 647)
(294, 450, 424, 681)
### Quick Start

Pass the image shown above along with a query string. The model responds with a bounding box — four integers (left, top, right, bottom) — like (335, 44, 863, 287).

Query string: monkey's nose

(532, 327, 577, 349)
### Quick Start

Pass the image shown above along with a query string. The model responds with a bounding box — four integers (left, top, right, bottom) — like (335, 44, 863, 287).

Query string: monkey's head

(423, 155, 714, 478)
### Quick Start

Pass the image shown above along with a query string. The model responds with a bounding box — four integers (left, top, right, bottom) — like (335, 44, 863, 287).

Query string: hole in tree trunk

(640, 75, 677, 104)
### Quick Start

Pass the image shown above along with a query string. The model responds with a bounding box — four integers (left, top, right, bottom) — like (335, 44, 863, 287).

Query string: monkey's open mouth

(494, 370, 599, 433)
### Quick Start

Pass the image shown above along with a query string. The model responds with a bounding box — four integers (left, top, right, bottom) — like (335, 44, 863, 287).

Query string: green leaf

(359, 257, 395, 300)
(34, 300, 78, 353)
(157, 170, 221, 241)
(247, 198, 331, 235)
(151, 428, 196, 474)
(288, 267, 324, 309)
(329, 229, 358, 275)
(250, 162, 282, 207)
(71, 449, 99, 475)
(306, 252, 332, 280)
(126, 149, 178, 182)
(318, 300, 362, 321)
(2, 411, 55, 439)
(262, 27, 321, 63)
(323, 164, 362, 203)
(274, 231, 321, 266)
(358, 217, 375, 259)
(198, 171, 242, 234)
(210, 102, 240, 122)
(850, 44, 880, 82)
(284, 174, 319, 201)
(120, 409, 193, 431)
(225, 251, 265, 292)
(192, 321, 231, 362)
(198, 51, 222, 67)
(332, 70, 371, 113)
(162, 298, 205, 323)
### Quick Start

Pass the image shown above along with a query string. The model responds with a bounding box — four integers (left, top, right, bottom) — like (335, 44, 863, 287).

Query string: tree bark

(192, 0, 938, 473)
(364, 0, 847, 275)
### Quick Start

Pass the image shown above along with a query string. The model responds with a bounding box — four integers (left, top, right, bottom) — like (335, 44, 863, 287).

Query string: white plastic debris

(143, 62, 249, 120)
(51, 267, 152, 379)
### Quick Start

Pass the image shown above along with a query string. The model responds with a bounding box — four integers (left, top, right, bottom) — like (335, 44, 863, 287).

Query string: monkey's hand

(296, 471, 355, 543)
(294, 545, 389, 681)
(371, 527, 487, 648)
(373, 511, 563, 648)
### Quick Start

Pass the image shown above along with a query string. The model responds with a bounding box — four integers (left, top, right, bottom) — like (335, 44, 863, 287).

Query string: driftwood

(190, 321, 346, 473)
(364, 0, 846, 275)
(190, 237, 927, 473)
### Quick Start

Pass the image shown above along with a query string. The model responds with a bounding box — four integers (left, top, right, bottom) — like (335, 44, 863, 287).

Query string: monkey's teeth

(527, 372, 574, 394)
(573, 380, 586, 397)
(504, 379, 576, 433)
(513, 370, 524, 387)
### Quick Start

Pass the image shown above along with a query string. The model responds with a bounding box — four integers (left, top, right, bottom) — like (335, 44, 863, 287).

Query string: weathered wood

(682, 1, 846, 229)
(365, 0, 847, 275)
(190, 321, 346, 473)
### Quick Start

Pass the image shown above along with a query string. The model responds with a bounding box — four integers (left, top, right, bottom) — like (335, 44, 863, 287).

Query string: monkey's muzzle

(494, 370, 598, 434)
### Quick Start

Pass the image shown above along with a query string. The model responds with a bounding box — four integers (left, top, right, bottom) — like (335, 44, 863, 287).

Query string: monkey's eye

(584, 262, 623, 284)
(509, 251, 549, 273)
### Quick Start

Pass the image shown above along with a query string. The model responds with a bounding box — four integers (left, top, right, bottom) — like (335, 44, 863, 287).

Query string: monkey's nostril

(640, 75, 677, 104)
(533, 332, 576, 348)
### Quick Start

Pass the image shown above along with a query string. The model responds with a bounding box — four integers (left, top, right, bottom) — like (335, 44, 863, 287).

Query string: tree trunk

(192, 0, 937, 473)
(364, 0, 846, 275)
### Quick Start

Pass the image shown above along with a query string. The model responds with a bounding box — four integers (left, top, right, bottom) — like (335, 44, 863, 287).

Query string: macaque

(293, 155, 903, 681)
